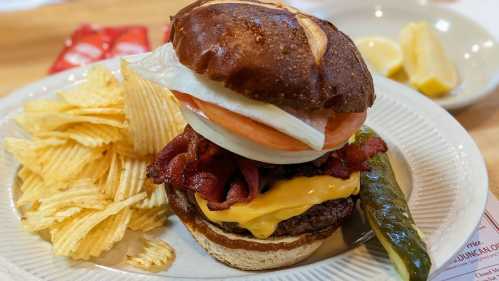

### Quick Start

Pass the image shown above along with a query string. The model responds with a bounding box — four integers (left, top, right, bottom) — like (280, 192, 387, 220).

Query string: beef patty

(187, 190, 355, 238)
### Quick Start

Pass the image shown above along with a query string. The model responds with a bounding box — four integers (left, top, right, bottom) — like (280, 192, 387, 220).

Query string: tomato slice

(324, 111, 366, 148)
(173, 92, 366, 151)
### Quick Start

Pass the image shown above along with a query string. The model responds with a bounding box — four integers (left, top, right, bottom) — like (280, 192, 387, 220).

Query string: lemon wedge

(356, 37, 403, 77)
(400, 21, 458, 97)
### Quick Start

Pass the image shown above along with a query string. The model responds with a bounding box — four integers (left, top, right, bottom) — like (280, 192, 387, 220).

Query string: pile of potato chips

(4, 62, 185, 271)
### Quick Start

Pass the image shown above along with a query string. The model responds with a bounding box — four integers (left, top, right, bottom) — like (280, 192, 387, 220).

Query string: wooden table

(0, 0, 498, 197)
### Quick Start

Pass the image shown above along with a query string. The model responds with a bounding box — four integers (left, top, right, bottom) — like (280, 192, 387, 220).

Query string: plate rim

(0, 56, 489, 281)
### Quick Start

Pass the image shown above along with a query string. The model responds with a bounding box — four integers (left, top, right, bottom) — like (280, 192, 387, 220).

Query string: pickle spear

(357, 128, 431, 281)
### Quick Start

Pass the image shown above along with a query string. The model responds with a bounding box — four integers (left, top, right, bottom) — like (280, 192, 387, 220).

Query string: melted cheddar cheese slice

(196, 172, 360, 239)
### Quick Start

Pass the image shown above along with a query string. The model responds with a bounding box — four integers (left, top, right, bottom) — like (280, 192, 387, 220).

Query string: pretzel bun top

(170, 0, 374, 112)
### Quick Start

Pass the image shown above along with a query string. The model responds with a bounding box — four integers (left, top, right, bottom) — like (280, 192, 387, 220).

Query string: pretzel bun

(170, 0, 374, 112)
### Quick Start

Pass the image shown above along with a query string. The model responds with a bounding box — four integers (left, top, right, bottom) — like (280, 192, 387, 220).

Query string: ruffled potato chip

(17, 166, 33, 181)
(16, 112, 126, 134)
(38, 142, 104, 183)
(36, 123, 123, 147)
(23, 207, 82, 232)
(22, 179, 108, 231)
(58, 66, 123, 108)
(4, 138, 42, 174)
(128, 206, 170, 232)
(126, 238, 175, 272)
(114, 158, 148, 201)
(65, 107, 123, 116)
(78, 150, 112, 182)
(38, 179, 108, 210)
(23, 100, 75, 113)
(122, 60, 185, 156)
(16, 172, 48, 207)
(113, 140, 144, 159)
(52, 192, 146, 256)
(135, 182, 168, 209)
(72, 208, 132, 260)
(65, 124, 123, 147)
(33, 138, 68, 149)
(101, 149, 122, 198)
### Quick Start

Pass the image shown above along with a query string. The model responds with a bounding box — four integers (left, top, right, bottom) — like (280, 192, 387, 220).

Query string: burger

(134, 0, 390, 271)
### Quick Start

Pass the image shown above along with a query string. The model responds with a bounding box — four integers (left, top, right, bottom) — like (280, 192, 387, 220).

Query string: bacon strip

(325, 137, 388, 179)
(147, 126, 260, 210)
(147, 126, 387, 210)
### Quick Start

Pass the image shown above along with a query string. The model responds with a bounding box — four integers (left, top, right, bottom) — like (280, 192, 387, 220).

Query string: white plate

(288, 0, 499, 110)
(0, 58, 488, 281)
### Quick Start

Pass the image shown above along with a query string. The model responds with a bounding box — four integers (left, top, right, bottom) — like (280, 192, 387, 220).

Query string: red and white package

(49, 25, 111, 74)
(105, 26, 151, 58)
(49, 24, 151, 74)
